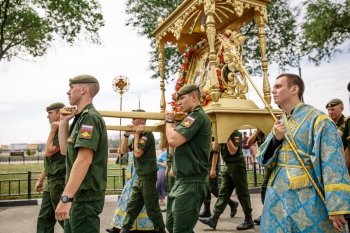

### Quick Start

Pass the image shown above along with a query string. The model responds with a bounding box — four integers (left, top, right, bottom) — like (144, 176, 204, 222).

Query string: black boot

(228, 199, 239, 218)
(198, 211, 221, 229)
(120, 227, 130, 233)
(236, 216, 254, 230)
(253, 215, 261, 225)
(199, 202, 211, 218)
(105, 227, 120, 233)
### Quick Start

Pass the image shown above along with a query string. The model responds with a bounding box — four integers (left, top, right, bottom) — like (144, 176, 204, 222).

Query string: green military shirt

(342, 117, 350, 151)
(66, 103, 108, 201)
(220, 130, 243, 163)
(173, 105, 211, 179)
(133, 131, 158, 177)
(44, 134, 66, 180)
(336, 114, 347, 133)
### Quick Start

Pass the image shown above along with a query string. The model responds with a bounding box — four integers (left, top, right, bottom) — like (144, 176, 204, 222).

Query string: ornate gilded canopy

(153, 0, 283, 143)
(154, 0, 269, 53)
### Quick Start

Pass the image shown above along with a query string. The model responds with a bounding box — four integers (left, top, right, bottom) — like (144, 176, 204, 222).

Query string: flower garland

(170, 38, 211, 112)
(216, 32, 232, 93)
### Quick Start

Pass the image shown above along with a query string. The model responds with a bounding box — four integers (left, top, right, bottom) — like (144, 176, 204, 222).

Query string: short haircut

(276, 73, 304, 100)
(192, 88, 201, 100)
(86, 83, 100, 97)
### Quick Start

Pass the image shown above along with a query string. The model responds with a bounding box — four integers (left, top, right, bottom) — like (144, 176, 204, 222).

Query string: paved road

(0, 193, 263, 233)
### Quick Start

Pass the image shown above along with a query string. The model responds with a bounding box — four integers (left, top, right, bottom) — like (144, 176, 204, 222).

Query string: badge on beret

(234, 136, 240, 143)
(79, 124, 93, 139)
(139, 136, 148, 145)
(182, 116, 195, 128)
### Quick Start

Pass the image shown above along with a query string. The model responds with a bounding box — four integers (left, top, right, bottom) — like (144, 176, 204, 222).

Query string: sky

(0, 0, 349, 145)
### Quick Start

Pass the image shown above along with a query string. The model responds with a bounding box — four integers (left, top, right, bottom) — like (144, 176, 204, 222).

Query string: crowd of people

(36, 74, 350, 233)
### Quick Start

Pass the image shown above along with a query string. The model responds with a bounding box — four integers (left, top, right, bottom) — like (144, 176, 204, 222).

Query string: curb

(0, 199, 38, 207)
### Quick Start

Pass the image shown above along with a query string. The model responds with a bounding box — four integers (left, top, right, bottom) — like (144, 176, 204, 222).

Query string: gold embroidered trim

(329, 211, 350, 215)
(314, 114, 331, 131)
(278, 163, 313, 169)
(324, 183, 350, 192)
(291, 109, 315, 138)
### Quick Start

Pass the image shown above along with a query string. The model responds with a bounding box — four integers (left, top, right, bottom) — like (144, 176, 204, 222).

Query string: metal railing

(0, 154, 120, 164)
(0, 168, 126, 199)
(0, 156, 44, 164)
(0, 156, 266, 200)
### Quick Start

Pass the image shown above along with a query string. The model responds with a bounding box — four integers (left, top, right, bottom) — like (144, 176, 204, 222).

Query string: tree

(301, 0, 350, 65)
(242, 0, 301, 74)
(125, 0, 182, 80)
(124, 0, 300, 80)
(0, 0, 104, 62)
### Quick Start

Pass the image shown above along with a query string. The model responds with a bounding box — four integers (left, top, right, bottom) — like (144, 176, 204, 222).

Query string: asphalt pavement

(0, 193, 263, 233)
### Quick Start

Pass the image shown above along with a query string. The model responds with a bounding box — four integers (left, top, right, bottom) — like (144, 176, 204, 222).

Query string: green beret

(46, 102, 65, 112)
(69, 74, 99, 85)
(177, 84, 199, 99)
(326, 98, 343, 108)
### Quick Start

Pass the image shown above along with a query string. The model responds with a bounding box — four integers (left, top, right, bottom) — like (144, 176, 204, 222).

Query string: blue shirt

(157, 150, 167, 171)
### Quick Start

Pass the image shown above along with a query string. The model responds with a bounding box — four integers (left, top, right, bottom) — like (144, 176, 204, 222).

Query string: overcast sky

(0, 0, 349, 145)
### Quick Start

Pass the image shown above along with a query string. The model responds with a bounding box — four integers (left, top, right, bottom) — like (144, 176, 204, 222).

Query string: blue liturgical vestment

(258, 103, 350, 232)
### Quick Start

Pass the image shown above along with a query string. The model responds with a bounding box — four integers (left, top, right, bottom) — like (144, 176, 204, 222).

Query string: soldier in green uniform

(199, 130, 254, 231)
(341, 82, 350, 231)
(55, 74, 108, 233)
(164, 84, 212, 233)
(36, 102, 66, 233)
(199, 136, 239, 218)
(120, 109, 165, 233)
(166, 146, 175, 193)
(326, 98, 347, 134)
(343, 82, 350, 171)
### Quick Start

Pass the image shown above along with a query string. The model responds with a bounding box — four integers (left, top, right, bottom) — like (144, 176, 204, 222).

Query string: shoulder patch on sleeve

(79, 124, 93, 139)
(139, 135, 148, 145)
(181, 116, 196, 128)
(234, 136, 240, 143)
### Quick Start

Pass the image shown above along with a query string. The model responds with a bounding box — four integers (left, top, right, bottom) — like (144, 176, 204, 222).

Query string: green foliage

(301, 0, 350, 64)
(124, 0, 183, 80)
(0, 0, 104, 61)
(242, 0, 301, 75)
(125, 0, 181, 38)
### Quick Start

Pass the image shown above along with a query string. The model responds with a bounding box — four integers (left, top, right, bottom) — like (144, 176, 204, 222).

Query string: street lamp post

(112, 75, 130, 183)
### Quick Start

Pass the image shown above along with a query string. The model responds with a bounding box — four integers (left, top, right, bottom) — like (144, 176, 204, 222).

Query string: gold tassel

(289, 174, 310, 190)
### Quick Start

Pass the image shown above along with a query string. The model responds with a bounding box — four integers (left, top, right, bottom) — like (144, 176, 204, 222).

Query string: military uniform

(343, 116, 350, 232)
(199, 130, 254, 230)
(216, 131, 252, 221)
(37, 135, 66, 232)
(36, 102, 66, 233)
(122, 131, 165, 231)
(200, 150, 239, 218)
(343, 118, 350, 160)
(64, 103, 108, 233)
(204, 151, 220, 203)
(326, 98, 347, 132)
(166, 151, 175, 193)
(166, 105, 211, 233)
